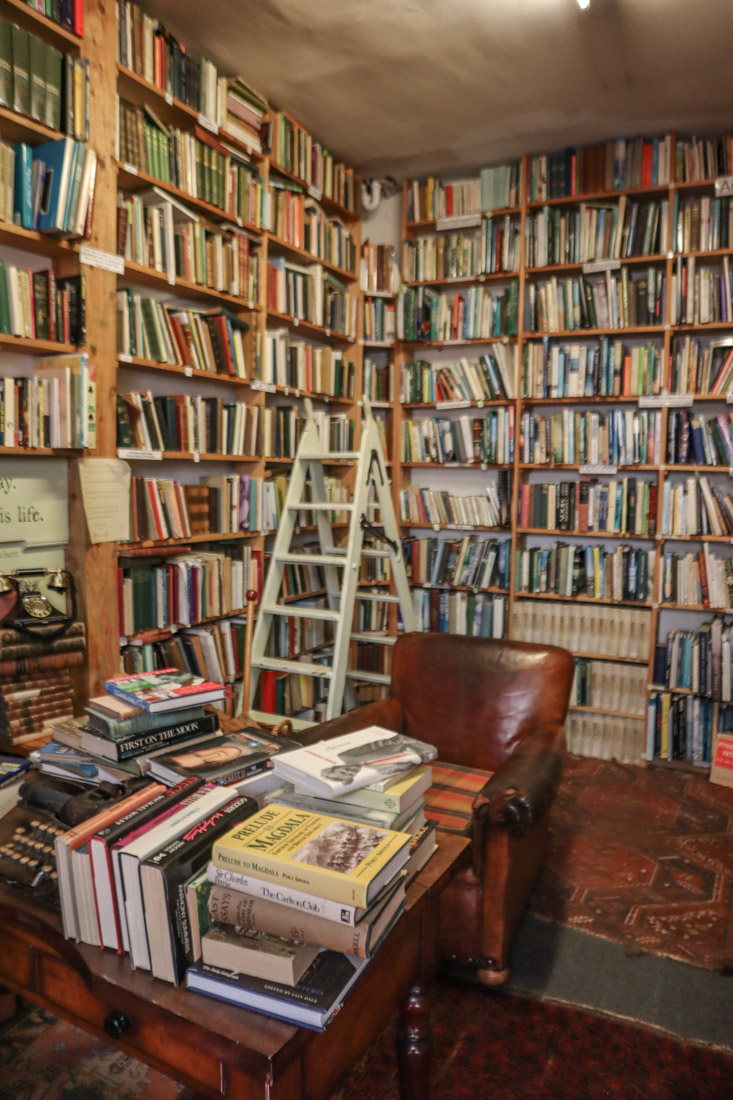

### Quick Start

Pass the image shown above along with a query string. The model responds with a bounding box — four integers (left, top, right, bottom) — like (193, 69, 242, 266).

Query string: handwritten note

(78, 458, 131, 543)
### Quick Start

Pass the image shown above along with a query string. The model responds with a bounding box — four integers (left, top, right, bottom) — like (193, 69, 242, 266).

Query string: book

(292, 765, 432, 814)
(145, 728, 299, 786)
(140, 794, 258, 984)
(104, 668, 227, 713)
(404, 820, 438, 883)
(211, 804, 411, 908)
(201, 927, 320, 987)
(271, 727, 437, 798)
(81, 712, 220, 761)
(267, 783, 424, 832)
(31, 739, 142, 784)
(185, 950, 369, 1030)
(207, 872, 406, 958)
(710, 734, 733, 789)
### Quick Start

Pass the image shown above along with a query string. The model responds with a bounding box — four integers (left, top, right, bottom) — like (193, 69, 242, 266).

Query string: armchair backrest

(391, 633, 574, 772)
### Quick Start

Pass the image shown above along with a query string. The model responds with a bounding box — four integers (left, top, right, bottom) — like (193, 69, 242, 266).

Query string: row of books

(659, 549, 733, 609)
(266, 598, 332, 662)
(405, 164, 521, 222)
(528, 136, 674, 202)
(402, 219, 520, 282)
(117, 390, 259, 456)
(410, 588, 508, 639)
(524, 197, 669, 268)
(362, 298, 395, 344)
(669, 338, 733, 397)
(675, 135, 733, 185)
(266, 258, 356, 338)
(518, 408, 662, 467)
(517, 478, 657, 537)
(127, 473, 275, 541)
(515, 543, 654, 604)
(566, 712, 645, 766)
(669, 256, 733, 327)
(659, 477, 733, 538)
(399, 476, 512, 529)
(512, 599, 652, 660)
(22, 2, 83, 35)
(665, 411, 733, 467)
(572, 658, 648, 716)
(360, 243, 397, 294)
(402, 410, 515, 465)
(400, 348, 516, 404)
(645, 693, 721, 765)
(0, 263, 84, 344)
(398, 284, 518, 342)
(0, 621, 85, 746)
(362, 357, 391, 403)
(521, 338, 663, 399)
(402, 535, 511, 591)
(0, 18, 87, 138)
(267, 181, 356, 273)
(262, 330, 356, 397)
(117, 188, 259, 301)
(652, 619, 732, 700)
(354, 597, 391, 635)
(116, 293, 249, 376)
(258, 662, 330, 720)
(524, 269, 666, 334)
(8, 137, 96, 236)
(675, 195, 732, 255)
(118, 548, 254, 638)
(124, 617, 250, 688)
(0, 353, 95, 449)
(269, 112, 357, 213)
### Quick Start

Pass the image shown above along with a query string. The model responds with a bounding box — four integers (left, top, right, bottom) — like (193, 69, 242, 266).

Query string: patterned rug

(530, 756, 733, 970)
(2, 983, 732, 1100)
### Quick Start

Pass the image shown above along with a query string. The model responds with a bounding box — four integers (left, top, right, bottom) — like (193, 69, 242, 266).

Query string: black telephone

(0, 568, 77, 640)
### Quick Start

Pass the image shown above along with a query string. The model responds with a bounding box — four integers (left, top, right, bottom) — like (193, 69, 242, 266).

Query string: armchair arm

(471, 725, 566, 854)
(296, 697, 405, 747)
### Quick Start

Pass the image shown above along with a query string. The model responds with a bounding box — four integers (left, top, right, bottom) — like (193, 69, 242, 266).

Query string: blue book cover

(13, 143, 33, 229)
(32, 137, 73, 231)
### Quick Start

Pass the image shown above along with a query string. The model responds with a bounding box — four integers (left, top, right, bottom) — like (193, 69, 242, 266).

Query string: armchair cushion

(424, 763, 495, 835)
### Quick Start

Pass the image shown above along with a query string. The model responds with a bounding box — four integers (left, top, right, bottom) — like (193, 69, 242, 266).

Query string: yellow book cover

(660, 692, 671, 759)
(211, 803, 411, 907)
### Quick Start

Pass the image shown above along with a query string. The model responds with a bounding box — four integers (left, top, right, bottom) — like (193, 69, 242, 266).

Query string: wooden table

(0, 833, 470, 1100)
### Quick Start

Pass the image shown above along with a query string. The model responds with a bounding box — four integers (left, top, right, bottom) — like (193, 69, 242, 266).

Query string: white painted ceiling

(149, 0, 733, 180)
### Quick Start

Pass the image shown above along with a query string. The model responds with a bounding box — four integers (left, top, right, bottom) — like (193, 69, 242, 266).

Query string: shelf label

(435, 213, 481, 231)
(251, 380, 276, 393)
(715, 175, 733, 197)
(307, 185, 323, 202)
(432, 523, 440, 531)
(165, 92, 173, 105)
(79, 245, 125, 275)
(638, 393, 693, 408)
(198, 113, 219, 134)
(727, 390, 733, 404)
(438, 400, 472, 409)
(122, 163, 138, 176)
(193, 452, 200, 463)
(582, 259, 621, 274)
(184, 366, 193, 377)
(168, 269, 176, 286)
(118, 353, 133, 363)
(293, 317, 299, 326)
(117, 448, 163, 461)
(579, 464, 617, 475)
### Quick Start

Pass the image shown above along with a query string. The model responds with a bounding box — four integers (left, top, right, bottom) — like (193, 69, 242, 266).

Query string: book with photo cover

(145, 728, 300, 786)
(103, 668, 227, 713)
(201, 926, 320, 986)
(271, 726, 437, 797)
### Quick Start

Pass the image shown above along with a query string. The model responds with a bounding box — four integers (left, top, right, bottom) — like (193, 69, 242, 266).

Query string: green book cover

(0, 21, 12, 108)
(11, 25, 30, 117)
(29, 34, 46, 122)
(45, 45, 62, 131)
(0, 259, 10, 334)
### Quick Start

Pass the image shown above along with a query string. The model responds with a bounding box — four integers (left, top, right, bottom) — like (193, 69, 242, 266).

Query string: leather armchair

(298, 632, 574, 984)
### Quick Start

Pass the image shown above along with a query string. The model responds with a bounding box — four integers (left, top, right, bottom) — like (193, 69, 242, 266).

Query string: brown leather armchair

(298, 632, 574, 984)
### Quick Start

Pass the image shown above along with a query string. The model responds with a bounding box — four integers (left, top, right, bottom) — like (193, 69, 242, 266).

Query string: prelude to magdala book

(211, 803, 411, 908)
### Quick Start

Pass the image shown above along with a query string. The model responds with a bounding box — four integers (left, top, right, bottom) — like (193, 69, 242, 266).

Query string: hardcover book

(211, 803, 411, 907)
(104, 668, 227, 713)
(271, 726, 437, 797)
(201, 926, 320, 987)
(81, 712, 220, 762)
(145, 728, 299, 786)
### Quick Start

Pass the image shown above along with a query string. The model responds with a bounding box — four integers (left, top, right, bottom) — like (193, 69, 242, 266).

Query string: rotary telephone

(0, 567, 77, 640)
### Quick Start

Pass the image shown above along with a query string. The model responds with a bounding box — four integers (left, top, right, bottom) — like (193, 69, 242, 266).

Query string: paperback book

(104, 668, 227, 713)
(145, 728, 300, 786)
(201, 927, 320, 986)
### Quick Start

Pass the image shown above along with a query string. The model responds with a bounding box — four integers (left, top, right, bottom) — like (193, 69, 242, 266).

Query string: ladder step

(361, 549, 391, 558)
(276, 552, 347, 566)
(263, 604, 341, 621)
(356, 592, 398, 602)
(301, 451, 359, 461)
(288, 502, 355, 511)
(346, 669, 391, 685)
(255, 656, 333, 678)
(350, 633, 397, 645)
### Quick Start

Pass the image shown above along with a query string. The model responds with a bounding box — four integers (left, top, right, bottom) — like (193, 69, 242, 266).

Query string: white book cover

(271, 726, 437, 798)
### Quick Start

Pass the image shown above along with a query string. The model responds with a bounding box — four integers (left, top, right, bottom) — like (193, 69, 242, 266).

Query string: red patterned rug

(2, 984, 731, 1100)
(530, 756, 733, 970)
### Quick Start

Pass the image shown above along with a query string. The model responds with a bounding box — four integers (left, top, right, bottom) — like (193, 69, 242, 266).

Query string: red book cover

(104, 669, 226, 713)
(697, 551, 710, 607)
(74, 0, 84, 36)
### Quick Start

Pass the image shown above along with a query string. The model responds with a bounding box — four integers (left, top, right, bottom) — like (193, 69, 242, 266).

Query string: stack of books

(184, 727, 439, 1029)
(0, 622, 85, 749)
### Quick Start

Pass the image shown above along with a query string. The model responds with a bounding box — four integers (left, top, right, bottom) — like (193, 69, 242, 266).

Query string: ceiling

(149, 0, 733, 180)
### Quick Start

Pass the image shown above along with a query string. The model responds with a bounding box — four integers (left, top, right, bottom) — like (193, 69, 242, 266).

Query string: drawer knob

(104, 1010, 130, 1039)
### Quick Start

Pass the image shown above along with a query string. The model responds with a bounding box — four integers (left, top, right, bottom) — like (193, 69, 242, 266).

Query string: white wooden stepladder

(249, 396, 415, 721)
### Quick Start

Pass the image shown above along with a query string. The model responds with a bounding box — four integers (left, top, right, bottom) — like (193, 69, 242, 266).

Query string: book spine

(0, 652, 83, 676)
(206, 864, 362, 925)
(105, 713, 220, 759)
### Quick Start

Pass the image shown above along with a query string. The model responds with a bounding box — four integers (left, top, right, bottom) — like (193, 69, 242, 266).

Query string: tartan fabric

(424, 761, 494, 835)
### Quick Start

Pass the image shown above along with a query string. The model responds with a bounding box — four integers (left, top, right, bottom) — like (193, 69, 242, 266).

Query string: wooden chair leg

(475, 966, 509, 986)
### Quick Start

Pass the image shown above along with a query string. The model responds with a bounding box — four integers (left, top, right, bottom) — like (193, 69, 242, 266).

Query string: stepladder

(248, 397, 415, 722)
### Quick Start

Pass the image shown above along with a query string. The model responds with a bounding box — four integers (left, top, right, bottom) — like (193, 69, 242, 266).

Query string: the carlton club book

(103, 669, 227, 713)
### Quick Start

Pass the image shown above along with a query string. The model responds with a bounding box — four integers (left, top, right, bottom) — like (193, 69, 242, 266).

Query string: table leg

(397, 983, 431, 1100)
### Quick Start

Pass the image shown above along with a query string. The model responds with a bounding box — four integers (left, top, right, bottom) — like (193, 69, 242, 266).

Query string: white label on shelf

(727, 389, 733, 404)
(433, 523, 440, 531)
(435, 213, 481, 231)
(198, 114, 219, 134)
(502, 335, 509, 344)
(165, 92, 173, 105)
(579, 464, 617, 475)
(325, 328, 331, 337)
(251, 380, 276, 393)
(170, 624, 178, 633)
(118, 353, 133, 363)
(295, 389, 300, 397)
(248, 299, 254, 310)
(480, 462, 488, 471)
(293, 317, 299, 327)
(477, 400, 484, 408)
(438, 400, 471, 409)
(729, 467, 733, 477)
(184, 366, 193, 377)
(582, 259, 621, 274)
(193, 452, 200, 463)
(79, 245, 125, 275)
(168, 269, 176, 286)
(455, 524, 475, 531)
(119, 636, 127, 646)
(117, 448, 163, 461)
(714, 175, 733, 197)
(122, 163, 138, 176)
(638, 393, 693, 407)
(308, 185, 323, 201)
(358, 338, 364, 346)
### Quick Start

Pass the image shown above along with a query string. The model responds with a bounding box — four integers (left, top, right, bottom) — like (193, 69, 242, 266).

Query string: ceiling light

(578, 0, 590, 9)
